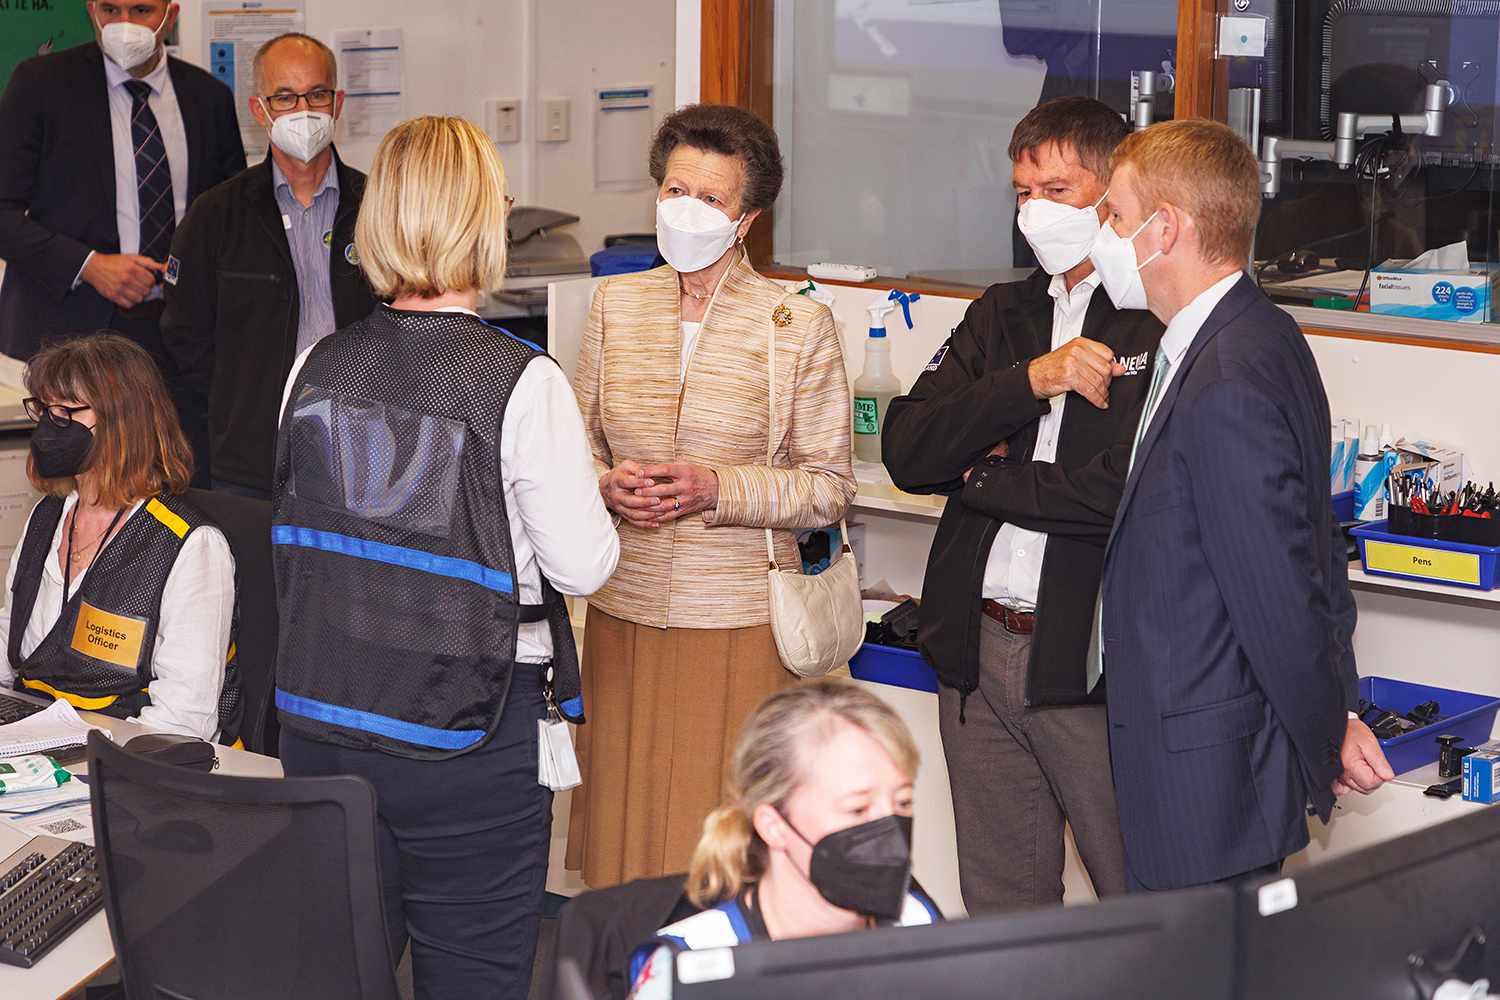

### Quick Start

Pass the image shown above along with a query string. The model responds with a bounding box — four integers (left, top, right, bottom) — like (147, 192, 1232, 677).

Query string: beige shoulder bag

(764, 296, 866, 678)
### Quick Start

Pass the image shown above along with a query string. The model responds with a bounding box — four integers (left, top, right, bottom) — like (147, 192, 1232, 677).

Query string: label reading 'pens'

(1363, 541, 1482, 586)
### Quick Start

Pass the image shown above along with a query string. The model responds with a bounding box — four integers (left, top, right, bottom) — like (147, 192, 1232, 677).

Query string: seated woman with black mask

(627, 678, 941, 998)
(0, 334, 238, 743)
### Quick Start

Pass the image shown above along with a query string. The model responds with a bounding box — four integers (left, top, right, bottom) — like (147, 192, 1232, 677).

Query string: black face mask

(783, 813, 914, 920)
(30, 417, 94, 479)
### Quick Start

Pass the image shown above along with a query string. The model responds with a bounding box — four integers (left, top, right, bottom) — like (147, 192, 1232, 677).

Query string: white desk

(0, 710, 282, 1000)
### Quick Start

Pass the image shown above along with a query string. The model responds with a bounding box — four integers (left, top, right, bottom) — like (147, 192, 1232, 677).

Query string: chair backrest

(554, 874, 696, 1000)
(184, 488, 278, 754)
(86, 730, 398, 1000)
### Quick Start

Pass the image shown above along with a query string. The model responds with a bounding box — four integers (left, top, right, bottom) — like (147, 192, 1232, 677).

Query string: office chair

(86, 730, 398, 1000)
(553, 874, 697, 1000)
(185, 488, 279, 755)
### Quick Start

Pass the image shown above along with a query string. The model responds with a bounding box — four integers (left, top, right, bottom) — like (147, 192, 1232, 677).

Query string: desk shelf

(1348, 564, 1500, 606)
(851, 461, 944, 520)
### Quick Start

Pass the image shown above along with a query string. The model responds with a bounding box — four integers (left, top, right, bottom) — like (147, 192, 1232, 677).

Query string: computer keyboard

(0, 836, 104, 968)
(0, 694, 44, 726)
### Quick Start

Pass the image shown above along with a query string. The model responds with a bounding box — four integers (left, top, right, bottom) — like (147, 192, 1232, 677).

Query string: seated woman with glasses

(0, 334, 239, 743)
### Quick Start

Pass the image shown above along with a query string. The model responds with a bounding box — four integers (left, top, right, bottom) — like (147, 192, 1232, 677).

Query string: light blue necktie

(1085, 346, 1172, 690)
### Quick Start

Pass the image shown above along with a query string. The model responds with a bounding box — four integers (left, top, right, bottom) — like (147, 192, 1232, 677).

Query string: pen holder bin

(1387, 505, 1500, 547)
(1351, 521, 1500, 591)
(1359, 677, 1500, 775)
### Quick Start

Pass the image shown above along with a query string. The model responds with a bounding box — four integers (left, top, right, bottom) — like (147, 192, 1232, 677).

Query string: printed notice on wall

(333, 27, 405, 140)
(204, 1, 307, 158)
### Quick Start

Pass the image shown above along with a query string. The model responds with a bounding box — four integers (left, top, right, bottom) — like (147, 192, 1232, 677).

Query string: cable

(1353, 139, 1385, 310)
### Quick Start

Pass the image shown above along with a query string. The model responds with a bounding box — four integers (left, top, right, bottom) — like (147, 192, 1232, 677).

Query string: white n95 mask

(265, 109, 335, 163)
(1089, 210, 1162, 311)
(97, 17, 165, 71)
(656, 196, 745, 274)
(1016, 190, 1106, 275)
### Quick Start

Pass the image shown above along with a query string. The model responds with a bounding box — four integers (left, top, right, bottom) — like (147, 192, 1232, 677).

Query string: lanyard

(62, 505, 127, 616)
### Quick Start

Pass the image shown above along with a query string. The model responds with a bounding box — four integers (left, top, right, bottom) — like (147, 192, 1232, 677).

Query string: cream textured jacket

(573, 252, 855, 629)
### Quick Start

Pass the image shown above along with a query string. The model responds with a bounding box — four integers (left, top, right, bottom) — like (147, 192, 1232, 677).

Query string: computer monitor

(1237, 803, 1500, 998)
(672, 887, 1237, 1000)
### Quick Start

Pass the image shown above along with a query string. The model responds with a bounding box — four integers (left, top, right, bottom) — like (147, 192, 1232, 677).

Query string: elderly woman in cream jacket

(566, 104, 856, 887)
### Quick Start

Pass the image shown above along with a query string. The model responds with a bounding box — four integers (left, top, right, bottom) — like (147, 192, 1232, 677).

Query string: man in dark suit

(884, 98, 1163, 914)
(0, 0, 245, 363)
(1091, 119, 1393, 891)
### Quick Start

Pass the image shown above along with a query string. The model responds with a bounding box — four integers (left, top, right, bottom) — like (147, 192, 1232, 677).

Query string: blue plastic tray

(848, 642, 938, 694)
(1359, 676, 1500, 775)
(1350, 521, 1500, 591)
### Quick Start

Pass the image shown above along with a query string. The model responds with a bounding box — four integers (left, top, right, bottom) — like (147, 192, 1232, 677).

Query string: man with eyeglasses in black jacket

(162, 32, 374, 497)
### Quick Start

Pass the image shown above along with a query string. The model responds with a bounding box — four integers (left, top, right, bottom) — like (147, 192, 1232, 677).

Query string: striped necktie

(124, 80, 175, 264)
(1084, 346, 1172, 691)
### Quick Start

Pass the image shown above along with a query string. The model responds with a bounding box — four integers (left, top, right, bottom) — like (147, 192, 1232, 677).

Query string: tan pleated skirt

(564, 605, 795, 888)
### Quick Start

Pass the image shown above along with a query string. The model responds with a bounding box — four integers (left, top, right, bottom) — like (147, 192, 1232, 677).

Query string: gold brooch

(772, 304, 793, 328)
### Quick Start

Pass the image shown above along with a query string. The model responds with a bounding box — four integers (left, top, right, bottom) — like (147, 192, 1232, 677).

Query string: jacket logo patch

(1117, 350, 1149, 376)
(924, 345, 949, 372)
(164, 255, 180, 286)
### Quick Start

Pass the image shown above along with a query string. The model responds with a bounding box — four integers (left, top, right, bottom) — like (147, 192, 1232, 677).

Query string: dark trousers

(938, 613, 1128, 914)
(111, 300, 210, 488)
(1127, 858, 1286, 893)
(280, 665, 554, 1000)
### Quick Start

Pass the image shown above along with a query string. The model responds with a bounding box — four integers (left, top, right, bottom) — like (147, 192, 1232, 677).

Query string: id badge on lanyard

(538, 665, 581, 791)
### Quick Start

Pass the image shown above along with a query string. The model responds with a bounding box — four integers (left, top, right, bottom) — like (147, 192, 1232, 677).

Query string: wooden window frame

(699, 0, 1223, 285)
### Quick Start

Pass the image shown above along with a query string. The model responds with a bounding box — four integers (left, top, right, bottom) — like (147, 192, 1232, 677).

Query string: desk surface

(0, 709, 281, 1000)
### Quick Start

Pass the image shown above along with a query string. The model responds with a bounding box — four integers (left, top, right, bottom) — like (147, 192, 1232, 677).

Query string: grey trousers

(938, 613, 1128, 914)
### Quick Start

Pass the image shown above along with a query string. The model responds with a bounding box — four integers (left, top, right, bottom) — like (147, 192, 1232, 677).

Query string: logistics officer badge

(772, 304, 793, 328)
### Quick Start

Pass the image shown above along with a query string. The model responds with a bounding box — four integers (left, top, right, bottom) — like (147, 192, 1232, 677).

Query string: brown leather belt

(982, 600, 1035, 635)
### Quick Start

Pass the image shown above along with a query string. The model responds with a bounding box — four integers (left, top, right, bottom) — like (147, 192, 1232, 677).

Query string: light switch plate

(1219, 15, 1267, 58)
(485, 99, 520, 143)
(541, 97, 570, 142)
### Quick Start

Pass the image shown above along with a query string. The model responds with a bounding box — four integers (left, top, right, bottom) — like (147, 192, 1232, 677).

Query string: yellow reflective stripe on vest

(20, 677, 149, 711)
(145, 498, 190, 539)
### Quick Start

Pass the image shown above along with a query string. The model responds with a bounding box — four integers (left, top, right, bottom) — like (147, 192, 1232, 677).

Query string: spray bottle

(1354, 423, 1399, 522)
(853, 290, 919, 463)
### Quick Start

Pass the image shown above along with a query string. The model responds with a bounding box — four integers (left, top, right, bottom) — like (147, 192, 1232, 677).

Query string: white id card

(538, 718, 582, 791)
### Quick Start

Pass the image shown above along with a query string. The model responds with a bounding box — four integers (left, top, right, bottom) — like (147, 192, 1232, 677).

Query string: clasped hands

(600, 460, 719, 528)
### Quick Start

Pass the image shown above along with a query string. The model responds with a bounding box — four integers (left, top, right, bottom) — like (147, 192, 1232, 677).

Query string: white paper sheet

(203, 1, 307, 159)
(334, 27, 406, 140)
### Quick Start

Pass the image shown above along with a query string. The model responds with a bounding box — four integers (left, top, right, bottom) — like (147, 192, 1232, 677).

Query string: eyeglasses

(262, 89, 336, 113)
(23, 398, 92, 427)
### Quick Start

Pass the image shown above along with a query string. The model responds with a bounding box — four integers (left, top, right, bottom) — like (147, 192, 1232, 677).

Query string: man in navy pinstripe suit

(1089, 119, 1394, 891)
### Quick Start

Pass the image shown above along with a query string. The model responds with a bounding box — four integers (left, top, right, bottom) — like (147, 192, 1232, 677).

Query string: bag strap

(765, 292, 850, 569)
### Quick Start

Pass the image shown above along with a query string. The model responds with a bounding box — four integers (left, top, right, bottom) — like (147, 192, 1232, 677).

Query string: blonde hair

(686, 678, 920, 907)
(354, 115, 509, 300)
(1110, 118, 1262, 267)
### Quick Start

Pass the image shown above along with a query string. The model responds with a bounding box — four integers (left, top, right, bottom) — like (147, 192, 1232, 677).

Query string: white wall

(168, 0, 673, 258)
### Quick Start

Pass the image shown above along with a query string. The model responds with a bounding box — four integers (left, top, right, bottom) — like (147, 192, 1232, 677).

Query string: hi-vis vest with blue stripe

(627, 887, 942, 999)
(270, 306, 583, 760)
(7, 493, 242, 745)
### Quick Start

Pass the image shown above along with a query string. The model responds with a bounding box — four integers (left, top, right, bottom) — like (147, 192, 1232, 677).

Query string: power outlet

(541, 97, 570, 142)
(485, 99, 521, 144)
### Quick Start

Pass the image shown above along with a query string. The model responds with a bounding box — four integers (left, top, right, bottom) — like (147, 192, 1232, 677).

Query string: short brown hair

(355, 116, 509, 300)
(649, 104, 784, 213)
(1008, 96, 1130, 181)
(1110, 119, 1262, 266)
(252, 32, 337, 93)
(25, 333, 192, 506)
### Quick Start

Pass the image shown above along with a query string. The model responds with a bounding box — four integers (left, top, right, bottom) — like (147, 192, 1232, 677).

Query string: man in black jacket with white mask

(883, 97, 1163, 915)
(162, 33, 375, 497)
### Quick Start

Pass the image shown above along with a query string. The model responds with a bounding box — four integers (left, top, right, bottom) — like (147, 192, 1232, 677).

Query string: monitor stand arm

(1258, 82, 1450, 197)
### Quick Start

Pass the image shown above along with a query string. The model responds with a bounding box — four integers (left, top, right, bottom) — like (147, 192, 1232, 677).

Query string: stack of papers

(0, 700, 109, 757)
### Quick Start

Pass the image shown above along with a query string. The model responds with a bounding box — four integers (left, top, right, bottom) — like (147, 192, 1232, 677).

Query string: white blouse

(0, 494, 236, 741)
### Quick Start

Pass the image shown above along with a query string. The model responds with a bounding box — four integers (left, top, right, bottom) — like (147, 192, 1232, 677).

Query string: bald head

(253, 33, 336, 94)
